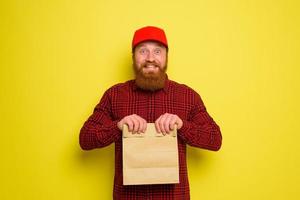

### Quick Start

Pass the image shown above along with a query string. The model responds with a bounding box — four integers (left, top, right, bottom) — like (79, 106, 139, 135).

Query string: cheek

(135, 60, 142, 67)
(135, 57, 146, 66)
(156, 53, 167, 62)
(157, 56, 166, 65)
(133, 58, 143, 70)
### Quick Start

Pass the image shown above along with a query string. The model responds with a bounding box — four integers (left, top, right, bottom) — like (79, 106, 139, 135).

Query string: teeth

(145, 65, 156, 68)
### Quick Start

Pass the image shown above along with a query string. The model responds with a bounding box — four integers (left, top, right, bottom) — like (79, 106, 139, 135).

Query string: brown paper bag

(122, 123, 179, 185)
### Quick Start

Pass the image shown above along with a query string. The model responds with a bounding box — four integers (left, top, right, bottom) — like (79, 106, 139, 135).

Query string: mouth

(144, 64, 158, 73)
(145, 64, 157, 68)
(143, 63, 159, 73)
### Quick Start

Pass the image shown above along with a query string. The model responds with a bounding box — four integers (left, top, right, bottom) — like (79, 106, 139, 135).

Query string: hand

(155, 113, 183, 135)
(117, 114, 147, 134)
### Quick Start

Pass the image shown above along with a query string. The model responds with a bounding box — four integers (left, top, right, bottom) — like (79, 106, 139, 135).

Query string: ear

(132, 51, 136, 61)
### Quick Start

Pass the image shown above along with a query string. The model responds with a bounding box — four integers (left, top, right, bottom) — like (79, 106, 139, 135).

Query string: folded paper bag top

(122, 123, 179, 185)
(122, 123, 177, 138)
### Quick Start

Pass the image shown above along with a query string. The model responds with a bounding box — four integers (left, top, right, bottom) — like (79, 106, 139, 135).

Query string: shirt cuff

(111, 120, 122, 140)
(178, 119, 191, 137)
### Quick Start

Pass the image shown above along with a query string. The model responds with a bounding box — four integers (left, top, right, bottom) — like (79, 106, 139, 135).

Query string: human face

(132, 41, 168, 91)
(133, 41, 167, 75)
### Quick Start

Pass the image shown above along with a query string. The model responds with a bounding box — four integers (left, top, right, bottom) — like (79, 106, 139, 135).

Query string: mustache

(141, 61, 160, 68)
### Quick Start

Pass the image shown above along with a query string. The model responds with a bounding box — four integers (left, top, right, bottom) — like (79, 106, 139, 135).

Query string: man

(80, 26, 222, 200)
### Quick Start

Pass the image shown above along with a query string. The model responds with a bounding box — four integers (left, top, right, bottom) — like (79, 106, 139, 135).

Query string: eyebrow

(137, 44, 165, 49)
(138, 41, 165, 47)
(133, 42, 168, 53)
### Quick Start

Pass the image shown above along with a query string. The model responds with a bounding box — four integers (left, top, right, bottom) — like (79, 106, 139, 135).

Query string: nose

(146, 51, 155, 62)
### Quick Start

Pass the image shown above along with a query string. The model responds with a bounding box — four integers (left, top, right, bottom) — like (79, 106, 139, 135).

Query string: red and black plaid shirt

(80, 78, 222, 200)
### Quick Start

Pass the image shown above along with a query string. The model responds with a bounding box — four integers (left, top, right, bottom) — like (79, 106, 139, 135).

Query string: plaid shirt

(80, 78, 222, 200)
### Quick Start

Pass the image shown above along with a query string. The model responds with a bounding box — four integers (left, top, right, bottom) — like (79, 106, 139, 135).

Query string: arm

(178, 94, 222, 151)
(79, 90, 121, 150)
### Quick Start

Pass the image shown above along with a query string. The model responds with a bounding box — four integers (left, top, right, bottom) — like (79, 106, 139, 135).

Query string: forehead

(135, 41, 166, 49)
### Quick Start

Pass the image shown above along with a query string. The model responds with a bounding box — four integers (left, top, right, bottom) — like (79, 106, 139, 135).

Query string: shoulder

(108, 80, 133, 90)
(104, 80, 134, 95)
(168, 79, 199, 96)
(168, 79, 204, 106)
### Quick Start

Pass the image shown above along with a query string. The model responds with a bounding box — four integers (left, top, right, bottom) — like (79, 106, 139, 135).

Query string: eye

(154, 49, 161, 55)
(139, 48, 147, 55)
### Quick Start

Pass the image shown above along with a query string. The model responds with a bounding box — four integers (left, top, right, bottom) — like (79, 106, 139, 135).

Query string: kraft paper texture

(122, 123, 179, 185)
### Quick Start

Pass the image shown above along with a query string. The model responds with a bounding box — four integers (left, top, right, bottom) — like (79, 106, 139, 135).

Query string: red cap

(132, 26, 168, 49)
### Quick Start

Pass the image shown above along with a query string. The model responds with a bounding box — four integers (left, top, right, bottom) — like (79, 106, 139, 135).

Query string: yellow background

(1, 0, 299, 199)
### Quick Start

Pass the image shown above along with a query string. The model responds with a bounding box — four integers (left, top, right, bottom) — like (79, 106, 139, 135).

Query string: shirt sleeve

(178, 93, 222, 151)
(79, 90, 121, 150)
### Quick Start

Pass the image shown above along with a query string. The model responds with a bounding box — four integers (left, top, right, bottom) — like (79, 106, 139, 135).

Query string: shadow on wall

(187, 146, 219, 180)
(76, 143, 115, 184)
(78, 145, 114, 167)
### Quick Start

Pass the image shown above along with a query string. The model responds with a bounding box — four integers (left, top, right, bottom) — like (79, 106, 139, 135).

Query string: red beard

(133, 61, 167, 91)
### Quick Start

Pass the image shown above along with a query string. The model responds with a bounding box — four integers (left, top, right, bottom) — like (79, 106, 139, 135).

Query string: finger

(125, 118, 134, 132)
(159, 114, 168, 134)
(164, 114, 173, 133)
(155, 115, 162, 133)
(131, 116, 140, 133)
(134, 115, 144, 134)
(177, 117, 183, 129)
(142, 118, 147, 133)
(169, 115, 177, 130)
(117, 119, 123, 130)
